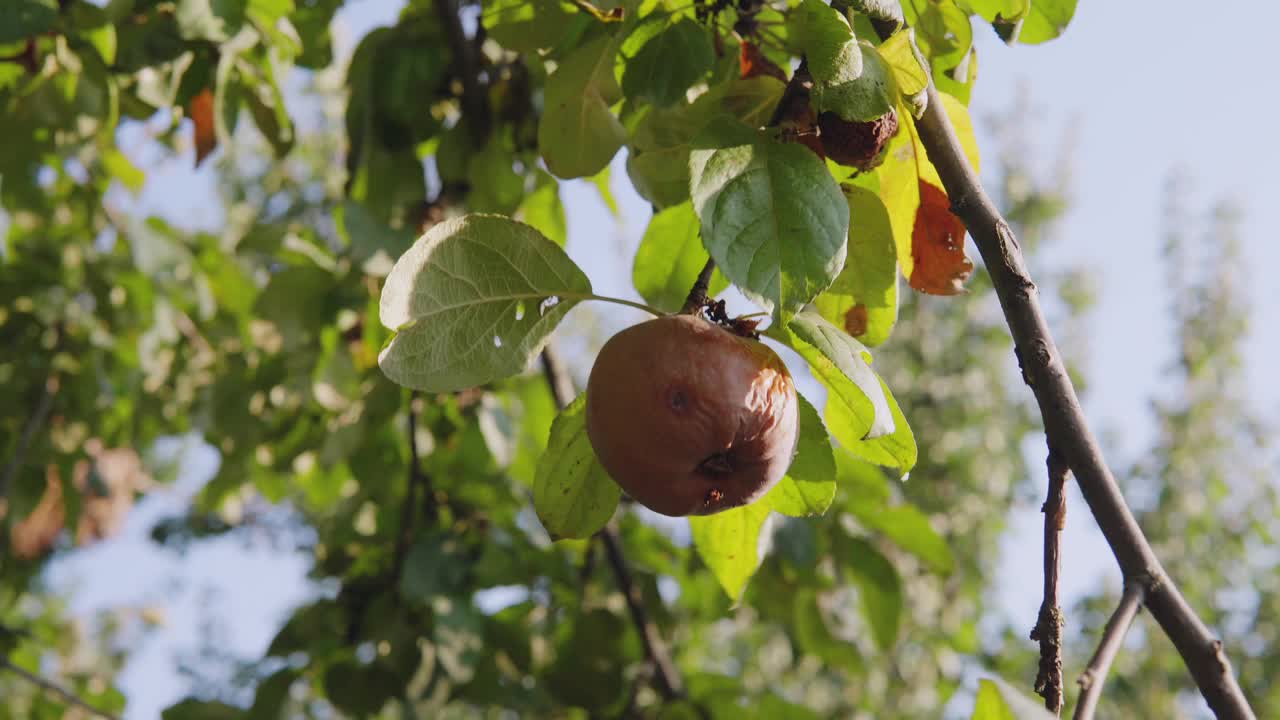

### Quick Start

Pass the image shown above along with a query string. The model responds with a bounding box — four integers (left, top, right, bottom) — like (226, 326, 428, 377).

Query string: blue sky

(43, 2, 1280, 717)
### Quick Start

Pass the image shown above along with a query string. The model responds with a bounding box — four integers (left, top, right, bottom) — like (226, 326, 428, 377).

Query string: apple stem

(680, 257, 717, 315)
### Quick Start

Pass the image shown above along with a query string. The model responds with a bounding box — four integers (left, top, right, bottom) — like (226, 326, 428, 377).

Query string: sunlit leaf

(790, 0, 894, 122)
(482, 0, 578, 52)
(533, 393, 620, 540)
(690, 502, 771, 602)
(970, 677, 1059, 719)
(632, 202, 726, 313)
(815, 183, 898, 346)
(766, 394, 836, 517)
(539, 33, 626, 179)
(620, 17, 714, 107)
(828, 372, 916, 475)
(378, 215, 591, 392)
(1019, 0, 1077, 44)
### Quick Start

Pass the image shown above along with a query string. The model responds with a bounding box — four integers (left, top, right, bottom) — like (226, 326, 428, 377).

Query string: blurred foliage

(0, 1, 1271, 720)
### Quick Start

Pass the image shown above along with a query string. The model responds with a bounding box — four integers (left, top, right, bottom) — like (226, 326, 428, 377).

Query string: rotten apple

(585, 314, 799, 517)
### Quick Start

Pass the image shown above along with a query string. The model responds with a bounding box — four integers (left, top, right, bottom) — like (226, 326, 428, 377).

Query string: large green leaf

(1019, 0, 1077, 44)
(776, 311, 892, 440)
(816, 183, 899, 346)
(765, 394, 836, 517)
(790, 0, 894, 121)
(689, 501, 771, 602)
(533, 393, 619, 540)
(632, 202, 726, 312)
(690, 128, 847, 319)
(482, 0, 577, 52)
(378, 215, 591, 392)
(539, 33, 626, 179)
(620, 17, 714, 107)
(912, 0, 974, 71)
(828, 371, 916, 475)
(833, 535, 902, 651)
(0, 0, 57, 44)
(517, 171, 567, 247)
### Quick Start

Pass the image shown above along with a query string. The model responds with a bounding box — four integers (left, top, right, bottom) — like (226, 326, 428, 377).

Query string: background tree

(0, 1, 1269, 719)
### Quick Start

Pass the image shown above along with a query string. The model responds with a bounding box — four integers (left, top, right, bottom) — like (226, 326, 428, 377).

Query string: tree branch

(912, 83, 1255, 719)
(0, 659, 120, 720)
(1030, 448, 1069, 714)
(539, 346, 685, 700)
(393, 391, 433, 582)
(435, 0, 491, 144)
(1074, 582, 1144, 720)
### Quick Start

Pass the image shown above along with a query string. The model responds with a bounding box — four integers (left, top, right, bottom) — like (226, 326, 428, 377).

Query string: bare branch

(435, 0, 490, 143)
(912, 82, 1255, 719)
(539, 346, 685, 700)
(1030, 448, 1070, 714)
(1074, 582, 1144, 720)
(0, 659, 120, 720)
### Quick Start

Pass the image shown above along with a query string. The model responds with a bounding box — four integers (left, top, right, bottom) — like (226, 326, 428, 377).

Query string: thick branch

(0, 660, 120, 720)
(1030, 448, 1069, 714)
(539, 347, 685, 700)
(1074, 582, 1144, 720)
(913, 83, 1254, 719)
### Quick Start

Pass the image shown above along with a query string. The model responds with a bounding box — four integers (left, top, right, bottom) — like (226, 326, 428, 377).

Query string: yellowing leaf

(689, 502, 771, 602)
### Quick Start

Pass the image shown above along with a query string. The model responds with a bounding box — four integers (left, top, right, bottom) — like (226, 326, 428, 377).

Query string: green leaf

(765, 394, 835, 517)
(690, 129, 847, 320)
(378, 214, 592, 392)
(539, 33, 626, 179)
(466, 138, 524, 214)
(971, 677, 1059, 719)
(0, 1, 57, 44)
(793, 588, 863, 671)
(912, 0, 973, 71)
(589, 165, 619, 215)
(620, 17, 714, 107)
(815, 183, 899, 346)
(1018, 0, 1077, 44)
(517, 171, 567, 246)
(778, 311, 892, 440)
(847, 493, 954, 574)
(828, 372, 916, 475)
(533, 393, 620, 540)
(791, 0, 894, 122)
(399, 533, 468, 601)
(689, 502, 771, 602)
(483, 0, 578, 52)
(161, 699, 242, 720)
(101, 148, 146, 193)
(878, 29, 929, 98)
(833, 535, 902, 651)
(632, 202, 727, 313)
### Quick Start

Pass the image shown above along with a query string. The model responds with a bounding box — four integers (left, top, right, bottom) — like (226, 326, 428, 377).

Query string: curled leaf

(909, 182, 972, 295)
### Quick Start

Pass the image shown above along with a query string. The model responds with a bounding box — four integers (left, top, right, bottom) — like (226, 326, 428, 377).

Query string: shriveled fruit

(818, 108, 899, 171)
(585, 314, 799, 517)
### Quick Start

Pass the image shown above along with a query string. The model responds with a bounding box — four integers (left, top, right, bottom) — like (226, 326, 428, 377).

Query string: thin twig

(1074, 582, 1144, 720)
(1030, 448, 1070, 714)
(435, 0, 490, 144)
(539, 346, 685, 700)
(1, 332, 61, 504)
(0, 659, 120, 720)
(912, 80, 1255, 718)
(392, 391, 431, 580)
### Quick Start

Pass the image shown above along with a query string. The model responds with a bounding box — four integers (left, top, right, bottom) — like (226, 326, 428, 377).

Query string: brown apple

(818, 108, 899, 171)
(585, 314, 799, 517)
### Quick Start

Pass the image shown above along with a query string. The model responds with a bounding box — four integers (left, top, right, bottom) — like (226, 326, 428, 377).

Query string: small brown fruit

(585, 314, 799, 517)
(818, 108, 899, 171)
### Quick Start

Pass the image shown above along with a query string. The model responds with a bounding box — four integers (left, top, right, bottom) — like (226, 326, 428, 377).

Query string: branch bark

(1030, 448, 1069, 714)
(539, 346, 685, 700)
(0, 659, 120, 720)
(913, 83, 1255, 719)
(1074, 582, 1144, 720)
